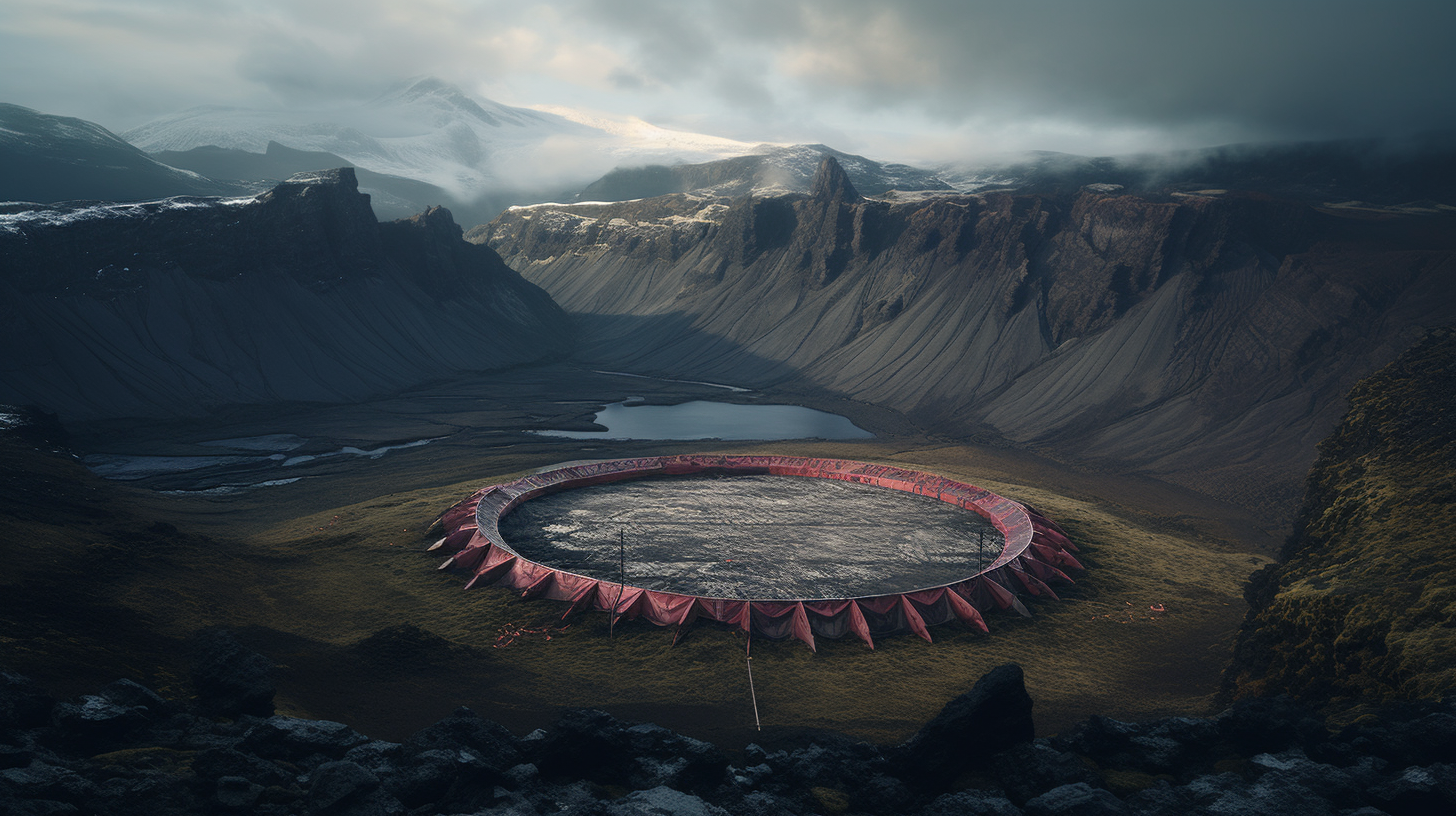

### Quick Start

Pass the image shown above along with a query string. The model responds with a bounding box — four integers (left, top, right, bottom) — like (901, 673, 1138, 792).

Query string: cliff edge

(0, 169, 570, 420)
(1225, 328, 1456, 705)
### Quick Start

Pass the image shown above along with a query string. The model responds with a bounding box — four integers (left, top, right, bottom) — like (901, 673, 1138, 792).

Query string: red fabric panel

(898, 595, 932, 643)
(905, 588, 957, 627)
(607, 586, 646, 619)
(856, 596, 898, 614)
(943, 587, 989, 633)
(971, 575, 1016, 610)
(723, 600, 751, 632)
(791, 602, 816, 651)
(439, 524, 477, 554)
(671, 598, 702, 645)
(562, 581, 600, 616)
(848, 601, 874, 649)
(446, 531, 493, 572)
(748, 602, 803, 640)
(437, 497, 481, 532)
(1033, 524, 1077, 552)
(638, 591, 695, 627)
(520, 569, 555, 599)
(1022, 551, 1074, 584)
(1010, 565, 1059, 601)
(1055, 549, 1085, 572)
(464, 549, 516, 589)
(689, 599, 748, 627)
(1027, 509, 1071, 538)
(801, 600, 855, 640)
(855, 596, 911, 637)
(985, 572, 1032, 617)
(539, 572, 594, 604)
(1031, 542, 1083, 573)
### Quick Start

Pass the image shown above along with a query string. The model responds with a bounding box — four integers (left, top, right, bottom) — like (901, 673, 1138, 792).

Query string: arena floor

(497, 474, 1003, 599)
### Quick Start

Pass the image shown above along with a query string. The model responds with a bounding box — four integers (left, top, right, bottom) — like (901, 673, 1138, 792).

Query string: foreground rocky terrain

(478, 158, 1456, 517)
(4, 655, 1453, 816)
(0, 169, 569, 420)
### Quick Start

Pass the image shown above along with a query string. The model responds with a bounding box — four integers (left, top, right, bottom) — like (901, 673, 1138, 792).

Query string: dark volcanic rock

(894, 662, 1035, 789)
(51, 695, 148, 747)
(533, 708, 728, 794)
(240, 716, 369, 766)
(5, 660, 1456, 816)
(1023, 782, 1129, 816)
(1054, 715, 1218, 776)
(404, 706, 521, 772)
(190, 628, 276, 719)
(0, 670, 54, 730)
(306, 760, 394, 814)
(1216, 696, 1328, 757)
(919, 789, 1024, 816)
(0, 168, 570, 421)
(192, 746, 294, 787)
(991, 741, 1103, 806)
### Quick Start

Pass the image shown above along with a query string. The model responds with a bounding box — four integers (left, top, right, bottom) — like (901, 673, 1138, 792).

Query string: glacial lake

(533, 400, 873, 441)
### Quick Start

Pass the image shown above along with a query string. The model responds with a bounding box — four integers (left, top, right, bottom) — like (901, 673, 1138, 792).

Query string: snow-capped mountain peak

(365, 76, 571, 132)
(123, 77, 758, 203)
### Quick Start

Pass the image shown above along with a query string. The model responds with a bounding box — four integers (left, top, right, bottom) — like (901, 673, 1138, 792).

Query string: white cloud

(1, 0, 1453, 159)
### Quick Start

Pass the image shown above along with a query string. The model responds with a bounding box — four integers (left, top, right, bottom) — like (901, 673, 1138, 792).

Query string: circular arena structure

(430, 455, 1083, 650)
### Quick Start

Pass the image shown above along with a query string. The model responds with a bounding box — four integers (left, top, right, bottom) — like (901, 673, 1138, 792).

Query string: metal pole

(746, 654, 761, 732)
(610, 528, 626, 639)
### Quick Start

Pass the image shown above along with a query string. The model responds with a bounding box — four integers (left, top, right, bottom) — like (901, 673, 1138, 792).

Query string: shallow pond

(532, 400, 873, 441)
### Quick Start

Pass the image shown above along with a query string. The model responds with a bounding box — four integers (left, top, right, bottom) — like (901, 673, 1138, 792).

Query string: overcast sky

(2, 0, 1453, 163)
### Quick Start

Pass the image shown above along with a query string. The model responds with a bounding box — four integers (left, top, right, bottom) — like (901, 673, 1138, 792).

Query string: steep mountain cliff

(0, 168, 569, 421)
(475, 157, 1456, 516)
(1224, 329, 1456, 705)
(0, 103, 238, 204)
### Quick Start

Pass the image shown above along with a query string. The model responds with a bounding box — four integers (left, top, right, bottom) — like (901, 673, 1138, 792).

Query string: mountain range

(8, 78, 1455, 229)
(121, 77, 759, 211)
(0, 103, 238, 205)
(476, 157, 1456, 519)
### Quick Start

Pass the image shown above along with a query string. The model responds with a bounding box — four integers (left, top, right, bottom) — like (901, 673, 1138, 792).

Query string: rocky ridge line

(0, 168, 571, 420)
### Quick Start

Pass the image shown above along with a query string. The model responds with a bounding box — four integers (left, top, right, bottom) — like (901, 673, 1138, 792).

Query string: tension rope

(610, 528, 626, 639)
(745, 633, 761, 731)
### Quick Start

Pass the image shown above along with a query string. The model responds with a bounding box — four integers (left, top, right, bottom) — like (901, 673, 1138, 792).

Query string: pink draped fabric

(432, 455, 1084, 649)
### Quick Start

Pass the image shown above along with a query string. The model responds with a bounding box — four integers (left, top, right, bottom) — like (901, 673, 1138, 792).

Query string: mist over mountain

(148, 140, 504, 224)
(577, 143, 952, 202)
(941, 133, 1456, 206)
(122, 77, 759, 212)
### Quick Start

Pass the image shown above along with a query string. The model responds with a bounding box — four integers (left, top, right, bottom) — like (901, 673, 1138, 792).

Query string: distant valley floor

(3, 364, 1274, 745)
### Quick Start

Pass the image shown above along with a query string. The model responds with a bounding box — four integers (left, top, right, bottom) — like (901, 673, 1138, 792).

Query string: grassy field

(1, 368, 1275, 748)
